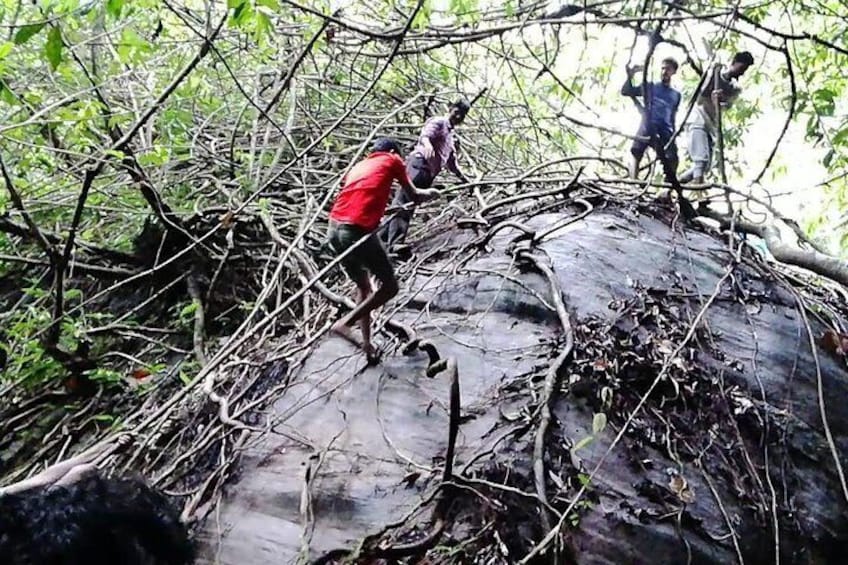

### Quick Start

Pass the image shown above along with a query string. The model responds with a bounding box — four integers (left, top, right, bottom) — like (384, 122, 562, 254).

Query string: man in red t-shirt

(327, 138, 438, 360)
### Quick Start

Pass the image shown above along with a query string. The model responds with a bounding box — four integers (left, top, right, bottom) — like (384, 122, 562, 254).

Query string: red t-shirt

(329, 152, 412, 232)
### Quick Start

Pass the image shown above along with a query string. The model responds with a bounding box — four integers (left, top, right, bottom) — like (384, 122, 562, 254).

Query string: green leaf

(90, 368, 123, 384)
(832, 126, 848, 147)
(568, 513, 580, 527)
(0, 79, 15, 105)
(412, 3, 431, 30)
(572, 435, 594, 452)
(137, 144, 168, 166)
(450, 0, 468, 12)
(116, 28, 151, 63)
(0, 42, 13, 60)
(805, 115, 820, 140)
(64, 288, 83, 301)
(231, 1, 253, 26)
(180, 301, 198, 319)
(592, 412, 607, 434)
(254, 11, 272, 40)
(227, 0, 246, 8)
(14, 22, 46, 45)
(45, 26, 64, 70)
(813, 88, 836, 116)
(256, 0, 280, 10)
(106, 0, 125, 18)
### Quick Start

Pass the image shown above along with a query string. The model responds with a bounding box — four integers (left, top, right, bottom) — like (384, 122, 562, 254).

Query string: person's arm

(419, 136, 435, 159)
(720, 84, 741, 108)
(401, 180, 438, 203)
(709, 68, 740, 111)
(446, 150, 469, 183)
(418, 118, 446, 159)
(621, 66, 642, 97)
(394, 156, 438, 203)
(672, 91, 681, 130)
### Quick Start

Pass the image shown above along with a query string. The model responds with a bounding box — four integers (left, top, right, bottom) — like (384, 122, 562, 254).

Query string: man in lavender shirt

(382, 100, 470, 249)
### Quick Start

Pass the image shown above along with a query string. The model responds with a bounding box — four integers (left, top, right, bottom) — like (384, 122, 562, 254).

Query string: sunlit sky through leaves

(416, 0, 843, 250)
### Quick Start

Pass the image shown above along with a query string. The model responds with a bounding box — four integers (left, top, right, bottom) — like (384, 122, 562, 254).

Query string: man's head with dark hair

(371, 137, 402, 155)
(728, 51, 754, 78)
(660, 57, 679, 85)
(448, 99, 470, 126)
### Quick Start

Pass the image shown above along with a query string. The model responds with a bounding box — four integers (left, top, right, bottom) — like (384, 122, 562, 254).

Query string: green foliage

(14, 22, 46, 45)
(0, 273, 121, 387)
(44, 26, 64, 69)
(2, 290, 65, 386)
(90, 367, 124, 385)
(116, 27, 151, 63)
(412, 2, 431, 30)
(179, 301, 198, 321)
(566, 499, 594, 528)
(448, 0, 480, 24)
(178, 359, 200, 386)
(106, 0, 125, 19)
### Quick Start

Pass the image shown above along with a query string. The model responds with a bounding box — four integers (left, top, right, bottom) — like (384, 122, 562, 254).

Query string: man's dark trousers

(381, 154, 433, 248)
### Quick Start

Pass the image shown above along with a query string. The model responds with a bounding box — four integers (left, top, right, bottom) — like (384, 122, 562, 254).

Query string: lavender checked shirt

(411, 117, 462, 178)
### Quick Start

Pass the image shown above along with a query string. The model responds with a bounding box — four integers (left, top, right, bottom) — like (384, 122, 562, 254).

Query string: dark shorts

(631, 130, 678, 163)
(327, 221, 396, 287)
(406, 153, 434, 189)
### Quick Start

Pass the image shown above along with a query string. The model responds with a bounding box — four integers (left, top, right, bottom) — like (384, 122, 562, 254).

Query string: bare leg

(331, 319, 363, 349)
(683, 171, 704, 202)
(629, 154, 641, 179)
(334, 278, 398, 346)
(332, 274, 369, 349)
(661, 151, 679, 187)
(356, 278, 374, 357)
(330, 230, 398, 361)
(332, 275, 397, 359)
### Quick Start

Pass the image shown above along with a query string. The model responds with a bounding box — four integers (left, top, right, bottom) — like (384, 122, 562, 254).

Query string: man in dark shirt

(621, 57, 682, 184)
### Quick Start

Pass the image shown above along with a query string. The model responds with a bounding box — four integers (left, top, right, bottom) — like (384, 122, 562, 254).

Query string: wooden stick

(713, 63, 731, 213)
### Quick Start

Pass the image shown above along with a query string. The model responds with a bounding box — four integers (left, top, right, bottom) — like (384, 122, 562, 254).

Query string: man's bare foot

(362, 339, 381, 362)
(655, 190, 673, 204)
(365, 345, 381, 366)
(679, 198, 698, 221)
(331, 321, 362, 348)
